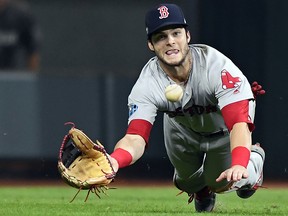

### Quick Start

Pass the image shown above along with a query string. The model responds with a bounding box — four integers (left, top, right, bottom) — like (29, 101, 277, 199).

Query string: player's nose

(166, 35, 176, 45)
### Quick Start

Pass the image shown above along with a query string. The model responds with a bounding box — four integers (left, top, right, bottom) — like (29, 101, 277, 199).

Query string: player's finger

(216, 172, 226, 182)
(255, 84, 262, 91)
(231, 171, 242, 181)
(259, 89, 266, 95)
(242, 171, 249, 179)
(226, 171, 232, 182)
(252, 81, 258, 86)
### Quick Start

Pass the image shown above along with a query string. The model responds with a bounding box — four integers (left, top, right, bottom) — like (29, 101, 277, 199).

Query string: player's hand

(107, 154, 119, 173)
(216, 165, 249, 182)
(251, 81, 265, 98)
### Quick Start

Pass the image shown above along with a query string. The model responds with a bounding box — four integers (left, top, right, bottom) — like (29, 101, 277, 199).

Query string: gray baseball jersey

(127, 44, 257, 193)
(128, 44, 254, 134)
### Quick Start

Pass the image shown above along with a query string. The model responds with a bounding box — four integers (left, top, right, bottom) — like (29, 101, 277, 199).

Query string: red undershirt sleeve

(110, 119, 152, 169)
(221, 100, 255, 132)
(126, 119, 153, 144)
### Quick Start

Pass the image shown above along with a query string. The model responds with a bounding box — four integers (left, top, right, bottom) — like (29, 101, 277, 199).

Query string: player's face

(148, 28, 191, 67)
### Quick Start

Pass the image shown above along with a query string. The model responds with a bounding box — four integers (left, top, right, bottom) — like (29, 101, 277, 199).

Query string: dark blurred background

(0, 0, 287, 183)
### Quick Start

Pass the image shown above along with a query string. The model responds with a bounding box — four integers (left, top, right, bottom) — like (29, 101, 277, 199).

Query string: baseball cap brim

(148, 23, 188, 38)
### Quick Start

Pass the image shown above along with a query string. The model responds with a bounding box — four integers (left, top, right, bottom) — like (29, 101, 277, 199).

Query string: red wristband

(110, 148, 133, 168)
(231, 146, 250, 168)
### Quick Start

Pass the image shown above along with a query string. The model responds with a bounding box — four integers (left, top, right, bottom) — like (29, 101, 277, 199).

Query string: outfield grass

(0, 185, 287, 216)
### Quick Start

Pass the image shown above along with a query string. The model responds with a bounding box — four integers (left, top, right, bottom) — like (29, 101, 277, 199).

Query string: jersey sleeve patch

(126, 119, 153, 144)
(128, 104, 138, 117)
(221, 100, 255, 132)
(221, 69, 242, 93)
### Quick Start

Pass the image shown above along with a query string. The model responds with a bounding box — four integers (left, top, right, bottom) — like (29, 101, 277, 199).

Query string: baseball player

(108, 3, 265, 212)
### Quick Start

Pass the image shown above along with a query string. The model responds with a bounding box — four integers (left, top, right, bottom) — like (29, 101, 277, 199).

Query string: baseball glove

(58, 122, 116, 202)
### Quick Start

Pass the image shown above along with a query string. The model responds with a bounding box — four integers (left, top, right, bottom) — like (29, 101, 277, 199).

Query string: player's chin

(164, 56, 183, 66)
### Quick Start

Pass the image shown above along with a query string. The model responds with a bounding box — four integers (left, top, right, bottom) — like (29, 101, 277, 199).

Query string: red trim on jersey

(126, 119, 152, 144)
(221, 100, 255, 132)
(110, 148, 133, 168)
(231, 146, 250, 168)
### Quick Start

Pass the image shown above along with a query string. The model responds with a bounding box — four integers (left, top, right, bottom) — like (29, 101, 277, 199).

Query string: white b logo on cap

(158, 6, 169, 19)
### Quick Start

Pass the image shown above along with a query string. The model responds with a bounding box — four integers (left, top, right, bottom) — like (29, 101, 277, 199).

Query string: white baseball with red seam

(165, 84, 183, 102)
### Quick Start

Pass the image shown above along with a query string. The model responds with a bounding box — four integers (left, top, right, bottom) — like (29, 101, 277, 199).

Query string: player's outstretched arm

(216, 122, 251, 182)
(109, 134, 146, 172)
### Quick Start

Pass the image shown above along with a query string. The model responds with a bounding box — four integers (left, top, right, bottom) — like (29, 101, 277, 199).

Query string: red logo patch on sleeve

(221, 69, 241, 92)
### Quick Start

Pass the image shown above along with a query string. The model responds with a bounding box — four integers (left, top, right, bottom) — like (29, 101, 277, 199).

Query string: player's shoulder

(191, 44, 226, 57)
(132, 56, 165, 95)
(191, 44, 232, 68)
(138, 56, 160, 79)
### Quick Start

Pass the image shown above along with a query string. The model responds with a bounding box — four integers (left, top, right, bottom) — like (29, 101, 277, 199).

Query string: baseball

(165, 84, 184, 102)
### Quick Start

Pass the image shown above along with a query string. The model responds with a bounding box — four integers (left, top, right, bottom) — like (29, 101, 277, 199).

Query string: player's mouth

(166, 49, 179, 56)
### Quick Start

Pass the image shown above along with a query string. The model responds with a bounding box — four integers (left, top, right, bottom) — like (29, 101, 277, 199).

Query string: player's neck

(160, 51, 192, 84)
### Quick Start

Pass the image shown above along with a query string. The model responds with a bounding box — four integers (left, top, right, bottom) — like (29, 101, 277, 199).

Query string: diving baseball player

(108, 3, 265, 212)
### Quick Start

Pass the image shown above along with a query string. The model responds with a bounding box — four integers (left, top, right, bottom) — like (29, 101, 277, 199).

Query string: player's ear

(186, 30, 191, 43)
(147, 41, 155, 52)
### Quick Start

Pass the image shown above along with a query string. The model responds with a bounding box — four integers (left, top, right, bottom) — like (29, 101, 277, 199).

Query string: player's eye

(173, 31, 181, 36)
(153, 34, 167, 42)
